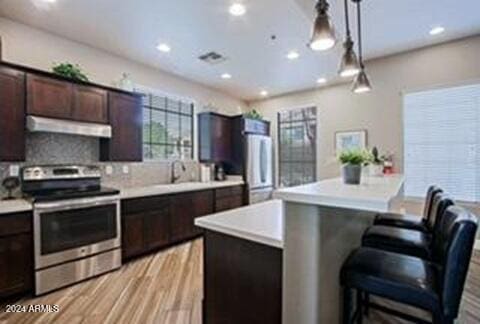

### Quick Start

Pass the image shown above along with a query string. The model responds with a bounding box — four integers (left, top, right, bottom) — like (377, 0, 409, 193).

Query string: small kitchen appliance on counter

(1, 176, 20, 200)
(21, 165, 121, 295)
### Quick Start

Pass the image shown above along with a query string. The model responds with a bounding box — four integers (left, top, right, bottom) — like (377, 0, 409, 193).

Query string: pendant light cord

(356, 0, 364, 68)
(344, 0, 351, 38)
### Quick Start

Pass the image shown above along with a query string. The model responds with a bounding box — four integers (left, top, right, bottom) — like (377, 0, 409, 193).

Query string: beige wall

(0, 17, 246, 115)
(248, 35, 480, 184)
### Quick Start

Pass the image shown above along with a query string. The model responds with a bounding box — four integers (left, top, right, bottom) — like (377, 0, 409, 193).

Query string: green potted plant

(369, 146, 384, 177)
(338, 149, 372, 185)
(243, 109, 263, 120)
(51, 62, 89, 82)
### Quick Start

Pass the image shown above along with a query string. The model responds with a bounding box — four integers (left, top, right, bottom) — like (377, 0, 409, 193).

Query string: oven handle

(34, 195, 121, 212)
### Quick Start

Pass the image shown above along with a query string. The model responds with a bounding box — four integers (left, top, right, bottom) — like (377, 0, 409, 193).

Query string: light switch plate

(105, 165, 113, 175)
(122, 165, 129, 174)
(9, 165, 20, 177)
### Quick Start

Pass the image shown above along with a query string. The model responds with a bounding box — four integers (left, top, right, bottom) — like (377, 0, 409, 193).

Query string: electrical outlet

(9, 165, 20, 177)
(122, 165, 130, 174)
(105, 165, 113, 175)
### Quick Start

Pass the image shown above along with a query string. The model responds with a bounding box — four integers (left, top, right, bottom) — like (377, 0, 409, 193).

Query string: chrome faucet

(171, 160, 186, 184)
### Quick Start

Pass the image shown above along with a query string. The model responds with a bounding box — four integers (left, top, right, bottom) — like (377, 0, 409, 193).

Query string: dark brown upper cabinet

(72, 85, 108, 124)
(27, 74, 109, 124)
(0, 67, 26, 161)
(27, 74, 73, 120)
(100, 92, 143, 162)
(198, 112, 232, 163)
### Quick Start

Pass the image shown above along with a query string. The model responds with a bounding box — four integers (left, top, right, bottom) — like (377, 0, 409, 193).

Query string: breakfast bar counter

(274, 174, 404, 324)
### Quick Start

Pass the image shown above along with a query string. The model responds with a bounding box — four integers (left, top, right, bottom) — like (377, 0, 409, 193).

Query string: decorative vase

(118, 73, 134, 91)
(342, 164, 362, 185)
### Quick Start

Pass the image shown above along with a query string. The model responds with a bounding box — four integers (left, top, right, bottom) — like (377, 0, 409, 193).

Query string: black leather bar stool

(361, 193, 454, 260)
(374, 185, 443, 232)
(340, 206, 478, 324)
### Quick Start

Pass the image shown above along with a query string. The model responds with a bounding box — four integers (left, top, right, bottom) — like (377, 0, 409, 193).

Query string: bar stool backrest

(428, 193, 455, 234)
(423, 185, 443, 221)
(437, 206, 478, 319)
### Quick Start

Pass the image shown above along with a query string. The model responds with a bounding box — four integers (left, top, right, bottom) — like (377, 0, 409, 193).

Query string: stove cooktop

(27, 186, 120, 203)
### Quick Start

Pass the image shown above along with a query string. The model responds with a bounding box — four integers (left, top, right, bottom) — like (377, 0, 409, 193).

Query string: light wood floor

(0, 240, 478, 324)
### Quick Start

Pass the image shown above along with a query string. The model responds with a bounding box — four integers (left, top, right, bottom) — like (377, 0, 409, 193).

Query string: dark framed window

(278, 107, 317, 187)
(141, 93, 194, 160)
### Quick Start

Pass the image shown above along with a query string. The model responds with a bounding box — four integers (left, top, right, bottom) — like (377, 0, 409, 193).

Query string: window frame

(136, 86, 195, 162)
(277, 107, 317, 188)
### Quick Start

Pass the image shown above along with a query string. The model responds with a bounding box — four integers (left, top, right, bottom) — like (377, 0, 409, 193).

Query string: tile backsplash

(0, 133, 200, 197)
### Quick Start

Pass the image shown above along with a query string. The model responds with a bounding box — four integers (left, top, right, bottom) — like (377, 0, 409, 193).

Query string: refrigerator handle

(260, 139, 267, 183)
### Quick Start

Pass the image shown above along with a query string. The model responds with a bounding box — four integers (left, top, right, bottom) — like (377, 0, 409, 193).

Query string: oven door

(34, 195, 121, 269)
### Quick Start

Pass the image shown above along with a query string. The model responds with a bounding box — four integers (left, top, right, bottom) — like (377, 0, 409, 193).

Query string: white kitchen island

(273, 174, 404, 324)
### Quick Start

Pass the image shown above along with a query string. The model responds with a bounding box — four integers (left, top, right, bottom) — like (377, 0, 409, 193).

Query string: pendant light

(309, 0, 337, 51)
(352, 0, 372, 93)
(338, 0, 360, 77)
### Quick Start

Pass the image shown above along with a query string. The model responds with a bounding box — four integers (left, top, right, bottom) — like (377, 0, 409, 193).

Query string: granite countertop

(120, 180, 245, 199)
(0, 199, 33, 215)
(273, 174, 404, 213)
(195, 199, 284, 249)
(0, 180, 245, 214)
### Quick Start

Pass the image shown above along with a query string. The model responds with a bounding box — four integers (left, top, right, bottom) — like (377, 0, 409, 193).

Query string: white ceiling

(1, 0, 479, 101)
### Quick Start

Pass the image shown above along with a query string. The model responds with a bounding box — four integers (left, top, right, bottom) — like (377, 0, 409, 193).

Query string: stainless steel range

(21, 165, 122, 295)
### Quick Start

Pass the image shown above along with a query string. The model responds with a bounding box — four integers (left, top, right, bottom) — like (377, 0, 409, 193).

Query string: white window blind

(404, 83, 480, 202)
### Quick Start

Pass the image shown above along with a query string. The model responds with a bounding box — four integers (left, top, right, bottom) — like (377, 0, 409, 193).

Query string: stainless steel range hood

(26, 116, 112, 138)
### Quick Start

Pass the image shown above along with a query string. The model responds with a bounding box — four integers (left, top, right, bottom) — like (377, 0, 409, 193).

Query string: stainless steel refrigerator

(246, 134, 273, 204)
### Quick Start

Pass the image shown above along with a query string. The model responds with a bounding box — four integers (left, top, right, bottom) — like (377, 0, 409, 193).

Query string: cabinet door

(100, 92, 142, 162)
(191, 190, 214, 236)
(121, 213, 145, 260)
(0, 234, 32, 298)
(27, 74, 73, 119)
(170, 192, 195, 242)
(212, 115, 232, 162)
(0, 67, 25, 161)
(72, 85, 108, 123)
(145, 208, 170, 251)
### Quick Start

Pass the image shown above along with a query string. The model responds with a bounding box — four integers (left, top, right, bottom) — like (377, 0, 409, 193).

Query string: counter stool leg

(363, 292, 370, 317)
(342, 287, 354, 324)
(357, 289, 363, 324)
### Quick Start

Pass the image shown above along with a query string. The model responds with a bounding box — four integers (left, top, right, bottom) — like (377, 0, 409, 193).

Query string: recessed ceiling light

(286, 51, 300, 60)
(156, 43, 171, 53)
(221, 73, 232, 79)
(229, 3, 246, 16)
(317, 77, 327, 84)
(41, 0, 56, 3)
(429, 26, 445, 36)
(260, 90, 268, 97)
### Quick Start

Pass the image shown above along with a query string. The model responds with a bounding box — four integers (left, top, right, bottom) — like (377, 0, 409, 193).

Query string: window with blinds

(141, 93, 194, 160)
(403, 83, 480, 202)
(278, 107, 317, 187)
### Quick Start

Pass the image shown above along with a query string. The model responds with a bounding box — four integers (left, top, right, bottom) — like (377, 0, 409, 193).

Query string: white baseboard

(475, 239, 480, 251)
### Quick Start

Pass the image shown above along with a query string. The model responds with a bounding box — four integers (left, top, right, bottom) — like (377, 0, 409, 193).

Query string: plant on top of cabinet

(243, 109, 263, 120)
(52, 62, 89, 82)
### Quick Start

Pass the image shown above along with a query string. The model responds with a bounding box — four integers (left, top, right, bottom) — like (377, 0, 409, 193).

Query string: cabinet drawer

(215, 186, 243, 199)
(122, 196, 169, 214)
(0, 212, 32, 237)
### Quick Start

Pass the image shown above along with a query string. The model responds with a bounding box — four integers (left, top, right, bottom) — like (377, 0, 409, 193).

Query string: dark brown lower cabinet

(170, 190, 214, 242)
(145, 209, 170, 250)
(0, 212, 33, 299)
(121, 186, 242, 261)
(203, 231, 282, 324)
(121, 196, 170, 260)
(121, 212, 145, 260)
(215, 186, 245, 212)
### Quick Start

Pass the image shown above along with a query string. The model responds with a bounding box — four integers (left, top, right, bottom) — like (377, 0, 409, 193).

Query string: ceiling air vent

(198, 51, 227, 65)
